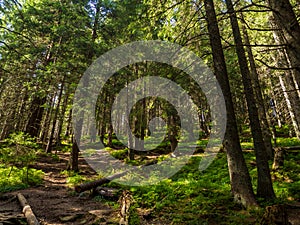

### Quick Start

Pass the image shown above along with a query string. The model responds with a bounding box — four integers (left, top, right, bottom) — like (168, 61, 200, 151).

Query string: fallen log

(75, 159, 158, 193)
(75, 171, 127, 193)
(17, 193, 40, 225)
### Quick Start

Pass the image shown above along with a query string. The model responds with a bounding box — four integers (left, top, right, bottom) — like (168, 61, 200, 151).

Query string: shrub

(0, 132, 39, 183)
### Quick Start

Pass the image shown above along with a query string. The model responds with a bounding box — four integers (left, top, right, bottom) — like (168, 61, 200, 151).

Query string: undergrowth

(102, 151, 300, 224)
(0, 132, 44, 192)
(0, 165, 44, 192)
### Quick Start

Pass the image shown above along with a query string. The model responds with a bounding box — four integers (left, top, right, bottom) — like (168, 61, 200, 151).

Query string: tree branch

(0, 26, 36, 47)
(0, 41, 32, 61)
(256, 58, 298, 71)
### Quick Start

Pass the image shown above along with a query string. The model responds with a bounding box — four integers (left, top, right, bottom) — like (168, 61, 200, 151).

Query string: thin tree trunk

(127, 79, 135, 160)
(16, 89, 29, 132)
(65, 109, 72, 138)
(55, 91, 69, 145)
(68, 135, 79, 172)
(69, 0, 101, 171)
(240, 13, 273, 160)
(40, 93, 55, 144)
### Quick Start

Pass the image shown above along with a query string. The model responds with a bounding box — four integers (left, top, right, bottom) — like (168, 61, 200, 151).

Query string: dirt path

(0, 153, 119, 225)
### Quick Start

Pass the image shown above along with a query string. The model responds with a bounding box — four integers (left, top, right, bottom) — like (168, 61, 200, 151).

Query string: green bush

(0, 132, 40, 184)
(0, 165, 44, 192)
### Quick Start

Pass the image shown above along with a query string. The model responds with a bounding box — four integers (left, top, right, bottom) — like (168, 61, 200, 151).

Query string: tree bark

(55, 90, 70, 145)
(40, 93, 55, 144)
(225, 0, 275, 200)
(204, 0, 258, 208)
(69, 136, 79, 172)
(241, 13, 273, 160)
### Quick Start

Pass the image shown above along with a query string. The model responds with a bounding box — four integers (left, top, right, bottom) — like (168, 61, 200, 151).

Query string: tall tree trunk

(69, 0, 101, 171)
(55, 91, 70, 145)
(204, 0, 258, 208)
(126, 78, 135, 160)
(46, 77, 65, 153)
(268, 0, 300, 89)
(25, 96, 46, 138)
(240, 13, 273, 160)
(270, 16, 300, 138)
(225, 0, 275, 200)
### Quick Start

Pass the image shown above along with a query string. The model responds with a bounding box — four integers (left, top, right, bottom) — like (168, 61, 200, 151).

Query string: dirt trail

(0, 153, 119, 225)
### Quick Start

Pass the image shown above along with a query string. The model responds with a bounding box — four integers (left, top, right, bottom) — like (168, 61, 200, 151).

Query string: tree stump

(119, 190, 132, 225)
(260, 204, 291, 225)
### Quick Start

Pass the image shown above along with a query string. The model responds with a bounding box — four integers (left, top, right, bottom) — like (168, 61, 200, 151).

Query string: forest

(0, 0, 300, 224)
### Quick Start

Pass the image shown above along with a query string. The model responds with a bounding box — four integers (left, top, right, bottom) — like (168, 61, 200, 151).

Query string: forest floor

(0, 152, 122, 225)
(0, 151, 300, 225)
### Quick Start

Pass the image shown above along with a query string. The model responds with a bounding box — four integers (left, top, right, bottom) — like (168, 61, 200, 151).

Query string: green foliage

(56, 142, 72, 153)
(245, 151, 300, 202)
(0, 165, 44, 192)
(241, 142, 254, 149)
(275, 137, 300, 147)
(128, 205, 141, 225)
(112, 138, 126, 147)
(66, 173, 87, 187)
(103, 152, 300, 224)
(1, 132, 38, 164)
(109, 148, 128, 160)
(61, 170, 91, 187)
(240, 137, 300, 150)
(110, 154, 251, 224)
(273, 152, 300, 200)
(0, 132, 40, 184)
